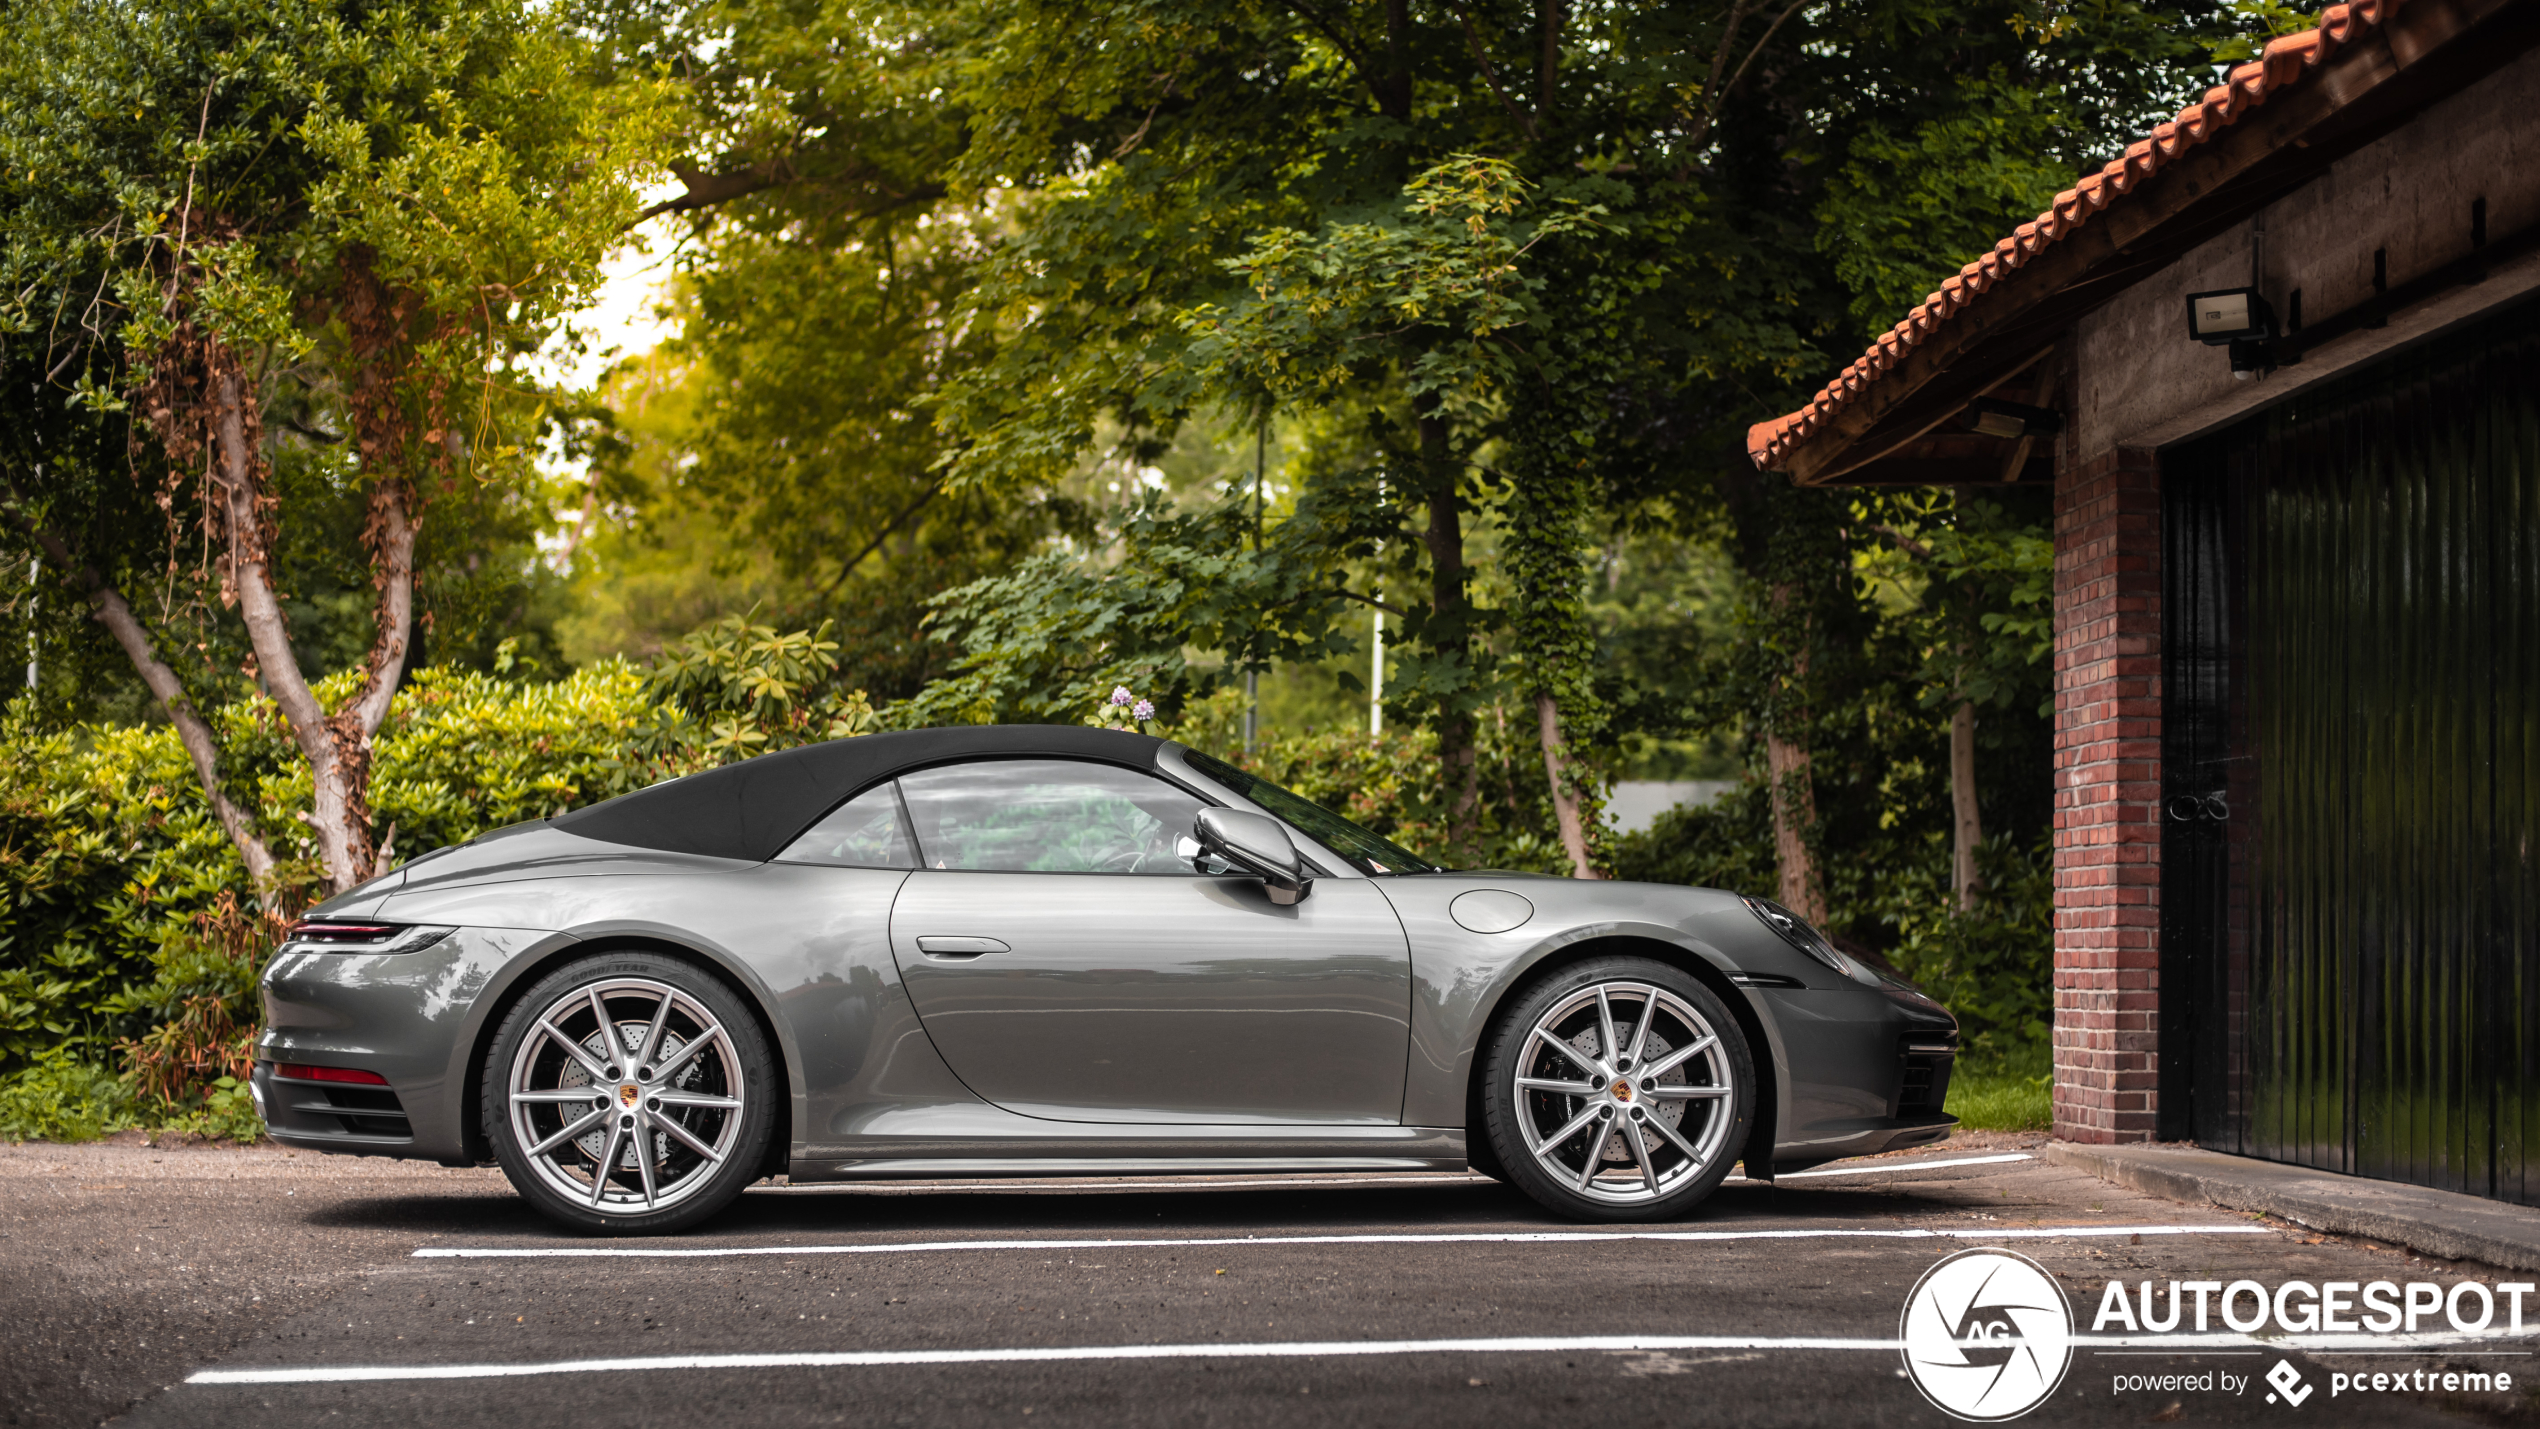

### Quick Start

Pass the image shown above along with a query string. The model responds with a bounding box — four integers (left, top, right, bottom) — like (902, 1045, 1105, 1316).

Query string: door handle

(916, 935, 1009, 959)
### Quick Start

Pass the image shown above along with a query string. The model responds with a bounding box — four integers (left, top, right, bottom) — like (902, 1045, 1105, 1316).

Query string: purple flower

(1110, 686, 1134, 706)
(1132, 699, 1155, 721)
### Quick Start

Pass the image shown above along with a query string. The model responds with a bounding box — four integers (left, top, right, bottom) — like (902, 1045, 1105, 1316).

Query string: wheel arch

(459, 930, 795, 1177)
(1461, 932, 1782, 1181)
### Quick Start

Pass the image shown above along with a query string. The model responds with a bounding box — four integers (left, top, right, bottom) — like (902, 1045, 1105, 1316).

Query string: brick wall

(2051, 446, 2163, 1143)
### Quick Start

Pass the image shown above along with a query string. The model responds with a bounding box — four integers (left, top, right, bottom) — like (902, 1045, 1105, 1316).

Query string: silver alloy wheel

(505, 977, 745, 1216)
(1512, 981, 1737, 1205)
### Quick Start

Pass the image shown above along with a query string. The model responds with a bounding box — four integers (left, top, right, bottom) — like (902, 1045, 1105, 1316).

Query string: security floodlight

(2186, 287, 2277, 380)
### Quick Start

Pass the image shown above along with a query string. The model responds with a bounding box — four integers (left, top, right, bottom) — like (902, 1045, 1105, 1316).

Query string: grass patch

(1946, 1036, 2052, 1131)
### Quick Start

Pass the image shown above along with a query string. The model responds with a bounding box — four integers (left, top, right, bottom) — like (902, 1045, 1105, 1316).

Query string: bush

(1203, 704, 1581, 876)
(1605, 782, 1777, 895)
(0, 617, 881, 1137)
(1870, 833, 2054, 1048)
(0, 1051, 135, 1142)
(1609, 792, 2053, 1050)
(0, 662, 664, 1072)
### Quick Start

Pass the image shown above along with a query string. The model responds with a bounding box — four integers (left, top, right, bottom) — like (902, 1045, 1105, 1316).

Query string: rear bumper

(252, 1062, 420, 1152)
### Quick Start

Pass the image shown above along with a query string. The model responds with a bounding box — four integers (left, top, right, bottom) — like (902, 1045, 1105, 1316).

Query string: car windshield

(1181, 750, 1441, 876)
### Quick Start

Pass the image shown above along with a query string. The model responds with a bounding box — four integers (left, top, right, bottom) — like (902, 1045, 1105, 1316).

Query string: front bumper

(1756, 980, 1961, 1170)
(256, 925, 558, 1165)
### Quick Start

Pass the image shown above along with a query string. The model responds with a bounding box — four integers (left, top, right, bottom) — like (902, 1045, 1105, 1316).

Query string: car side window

(895, 759, 1208, 874)
(774, 784, 917, 868)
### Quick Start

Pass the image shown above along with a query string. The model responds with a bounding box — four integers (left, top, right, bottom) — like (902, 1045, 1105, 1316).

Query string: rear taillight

(280, 921, 455, 954)
(286, 921, 398, 944)
(266, 1063, 390, 1086)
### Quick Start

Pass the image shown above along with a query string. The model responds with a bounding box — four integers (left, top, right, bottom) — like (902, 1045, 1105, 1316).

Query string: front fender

(1379, 877, 1820, 1140)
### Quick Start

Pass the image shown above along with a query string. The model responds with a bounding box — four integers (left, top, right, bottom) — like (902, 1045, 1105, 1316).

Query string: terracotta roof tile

(1747, 0, 2407, 470)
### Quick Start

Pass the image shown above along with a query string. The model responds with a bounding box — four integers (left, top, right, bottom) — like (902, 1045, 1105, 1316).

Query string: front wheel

(482, 952, 776, 1235)
(1478, 957, 1754, 1222)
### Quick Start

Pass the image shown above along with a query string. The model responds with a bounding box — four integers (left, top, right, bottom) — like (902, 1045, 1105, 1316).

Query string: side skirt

(791, 1128, 1468, 1182)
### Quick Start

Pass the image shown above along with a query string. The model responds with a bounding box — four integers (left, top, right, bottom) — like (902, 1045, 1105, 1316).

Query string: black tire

(1479, 956, 1754, 1223)
(482, 951, 777, 1235)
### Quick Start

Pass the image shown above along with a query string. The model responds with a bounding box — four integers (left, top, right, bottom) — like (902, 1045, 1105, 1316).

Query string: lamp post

(1369, 473, 1383, 735)
(1369, 592, 1383, 735)
(1243, 424, 1263, 754)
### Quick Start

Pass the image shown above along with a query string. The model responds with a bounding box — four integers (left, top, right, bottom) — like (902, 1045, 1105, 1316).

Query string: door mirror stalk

(1193, 808, 1312, 904)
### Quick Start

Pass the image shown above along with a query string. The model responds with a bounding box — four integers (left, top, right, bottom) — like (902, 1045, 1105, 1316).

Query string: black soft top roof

(549, 725, 1169, 862)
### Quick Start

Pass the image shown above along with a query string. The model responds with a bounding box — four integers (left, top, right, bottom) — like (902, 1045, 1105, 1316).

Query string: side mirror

(1194, 808, 1312, 905)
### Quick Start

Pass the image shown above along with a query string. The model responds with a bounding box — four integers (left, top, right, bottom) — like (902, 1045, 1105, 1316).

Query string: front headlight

(1739, 896, 1859, 977)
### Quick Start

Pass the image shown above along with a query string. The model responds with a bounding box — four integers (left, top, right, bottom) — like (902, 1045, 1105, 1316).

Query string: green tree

(600, 0, 2234, 892)
(0, 0, 670, 897)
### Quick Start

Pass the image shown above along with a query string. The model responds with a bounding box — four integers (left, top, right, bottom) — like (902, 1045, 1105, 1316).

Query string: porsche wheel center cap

(1610, 1079, 1633, 1101)
(619, 1083, 641, 1107)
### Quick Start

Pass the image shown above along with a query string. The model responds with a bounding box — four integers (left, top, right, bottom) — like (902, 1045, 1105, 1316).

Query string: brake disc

(564, 1023, 690, 1169)
(1571, 1024, 1689, 1162)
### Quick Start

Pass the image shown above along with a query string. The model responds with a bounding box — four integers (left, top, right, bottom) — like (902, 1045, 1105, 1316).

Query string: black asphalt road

(3, 1138, 2528, 1428)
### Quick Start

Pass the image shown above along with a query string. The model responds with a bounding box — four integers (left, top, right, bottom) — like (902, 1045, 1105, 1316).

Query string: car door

(878, 757, 1413, 1125)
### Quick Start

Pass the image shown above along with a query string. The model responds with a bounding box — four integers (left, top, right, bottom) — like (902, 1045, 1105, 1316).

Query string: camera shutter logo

(1900, 1248, 2076, 1420)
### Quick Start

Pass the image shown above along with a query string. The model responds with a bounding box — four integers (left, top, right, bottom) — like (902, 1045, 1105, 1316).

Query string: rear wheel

(482, 952, 776, 1235)
(1479, 957, 1752, 1222)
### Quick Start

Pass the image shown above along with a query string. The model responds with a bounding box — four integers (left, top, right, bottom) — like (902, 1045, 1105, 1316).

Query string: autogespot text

(2092, 1277, 2535, 1337)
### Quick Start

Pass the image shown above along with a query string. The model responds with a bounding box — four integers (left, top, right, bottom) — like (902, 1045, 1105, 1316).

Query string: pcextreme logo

(1900, 1248, 2076, 1421)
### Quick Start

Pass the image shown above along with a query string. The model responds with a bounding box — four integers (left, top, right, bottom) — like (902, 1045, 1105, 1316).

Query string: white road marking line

(184, 1325, 2540, 1387)
(1740, 1152, 2033, 1180)
(414, 1223, 2269, 1260)
(187, 1335, 1905, 1384)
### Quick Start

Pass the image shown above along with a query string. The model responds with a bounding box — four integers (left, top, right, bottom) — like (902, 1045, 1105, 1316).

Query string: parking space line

(413, 1223, 2270, 1260)
(186, 1334, 1906, 1385)
(184, 1322, 2540, 1387)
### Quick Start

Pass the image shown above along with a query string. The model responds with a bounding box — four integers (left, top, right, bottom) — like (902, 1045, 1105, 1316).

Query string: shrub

(1604, 782, 1777, 896)
(1609, 791, 2053, 1050)
(1869, 833, 2054, 1048)
(0, 616, 883, 1138)
(1205, 704, 1579, 876)
(0, 1050, 134, 1143)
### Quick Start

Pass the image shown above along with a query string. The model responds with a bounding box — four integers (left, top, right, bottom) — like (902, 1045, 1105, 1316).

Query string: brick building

(1748, 0, 2540, 1203)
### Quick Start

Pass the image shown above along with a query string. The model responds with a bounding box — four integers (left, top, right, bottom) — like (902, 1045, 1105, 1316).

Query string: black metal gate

(2161, 299, 2540, 1205)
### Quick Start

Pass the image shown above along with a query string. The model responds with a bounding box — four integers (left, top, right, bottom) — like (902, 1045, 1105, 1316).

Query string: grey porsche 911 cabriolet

(253, 725, 1958, 1233)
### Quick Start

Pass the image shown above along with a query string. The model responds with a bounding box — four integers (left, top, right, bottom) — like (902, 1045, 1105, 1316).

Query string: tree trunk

(203, 357, 412, 895)
(4, 499, 277, 898)
(1950, 697, 1982, 912)
(1763, 583, 1827, 923)
(1764, 721, 1826, 924)
(1415, 406, 1481, 863)
(1711, 462, 1834, 924)
(1534, 691, 1598, 878)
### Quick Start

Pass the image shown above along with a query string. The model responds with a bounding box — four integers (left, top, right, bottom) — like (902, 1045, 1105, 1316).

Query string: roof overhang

(1750, 0, 2540, 487)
